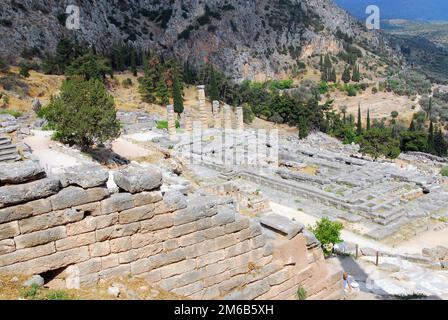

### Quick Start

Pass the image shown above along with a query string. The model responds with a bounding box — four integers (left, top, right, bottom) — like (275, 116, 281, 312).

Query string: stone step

(0, 147, 18, 157)
(0, 153, 20, 162)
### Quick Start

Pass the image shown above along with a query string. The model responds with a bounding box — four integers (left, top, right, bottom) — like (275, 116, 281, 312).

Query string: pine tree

(172, 72, 184, 117)
(357, 104, 362, 136)
(208, 66, 220, 101)
(138, 58, 157, 103)
(329, 68, 337, 83)
(130, 50, 137, 77)
(342, 66, 351, 84)
(427, 120, 435, 154)
(409, 120, 416, 131)
(434, 128, 448, 157)
(156, 74, 170, 106)
(319, 55, 323, 71)
(366, 108, 371, 131)
(351, 65, 360, 82)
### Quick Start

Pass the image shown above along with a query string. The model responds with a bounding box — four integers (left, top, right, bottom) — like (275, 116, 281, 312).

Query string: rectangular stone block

(158, 259, 196, 279)
(0, 239, 15, 255)
(140, 213, 173, 232)
(214, 234, 238, 250)
(250, 235, 266, 249)
(133, 191, 162, 207)
(19, 208, 84, 234)
(158, 270, 204, 291)
(101, 254, 120, 269)
(101, 193, 133, 215)
(0, 178, 61, 208)
(224, 216, 250, 234)
(205, 260, 230, 278)
(172, 281, 204, 297)
(66, 213, 118, 236)
(211, 208, 235, 226)
(218, 274, 246, 295)
(130, 232, 160, 249)
(118, 205, 154, 224)
(119, 250, 138, 264)
(197, 250, 226, 268)
(74, 202, 101, 216)
(202, 226, 226, 240)
(179, 232, 205, 247)
(96, 222, 140, 242)
(203, 270, 230, 288)
(99, 264, 130, 279)
(14, 226, 66, 249)
(184, 240, 214, 259)
(50, 187, 109, 211)
(75, 257, 102, 275)
(55, 232, 96, 251)
(89, 241, 110, 257)
(110, 236, 132, 253)
(163, 239, 179, 252)
(169, 221, 198, 238)
(224, 279, 270, 300)
(225, 240, 251, 258)
(0, 221, 19, 240)
(130, 257, 153, 275)
(0, 242, 55, 267)
(0, 198, 51, 224)
(135, 243, 163, 259)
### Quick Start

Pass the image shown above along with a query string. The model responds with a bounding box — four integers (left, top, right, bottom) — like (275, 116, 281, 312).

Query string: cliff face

(0, 0, 390, 80)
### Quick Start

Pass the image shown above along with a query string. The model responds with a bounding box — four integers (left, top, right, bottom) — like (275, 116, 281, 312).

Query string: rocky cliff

(0, 0, 391, 80)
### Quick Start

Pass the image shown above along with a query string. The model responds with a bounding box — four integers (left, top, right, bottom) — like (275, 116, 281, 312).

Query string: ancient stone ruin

(0, 161, 342, 300)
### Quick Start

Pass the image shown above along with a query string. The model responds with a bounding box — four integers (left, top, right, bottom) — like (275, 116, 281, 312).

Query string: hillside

(0, 0, 396, 80)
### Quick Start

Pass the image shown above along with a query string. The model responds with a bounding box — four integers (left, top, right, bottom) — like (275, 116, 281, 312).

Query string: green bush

(0, 109, 22, 118)
(122, 78, 133, 88)
(309, 217, 343, 251)
(156, 120, 180, 129)
(22, 284, 41, 299)
(441, 166, 448, 177)
(297, 287, 307, 300)
(46, 290, 73, 300)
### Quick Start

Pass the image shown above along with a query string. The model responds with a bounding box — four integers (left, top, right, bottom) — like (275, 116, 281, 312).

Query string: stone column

(184, 110, 192, 133)
(212, 100, 221, 129)
(197, 85, 208, 131)
(236, 106, 244, 130)
(167, 105, 176, 141)
(223, 104, 232, 130)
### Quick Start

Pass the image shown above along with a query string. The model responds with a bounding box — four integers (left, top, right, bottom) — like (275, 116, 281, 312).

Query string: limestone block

(109, 236, 132, 253)
(0, 239, 15, 254)
(55, 232, 96, 251)
(50, 186, 109, 211)
(140, 213, 174, 232)
(74, 202, 101, 217)
(173, 196, 226, 226)
(0, 221, 19, 240)
(218, 274, 246, 295)
(224, 216, 250, 234)
(99, 264, 130, 279)
(133, 191, 162, 207)
(205, 260, 230, 277)
(203, 226, 226, 240)
(196, 250, 226, 268)
(0, 161, 45, 185)
(214, 234, 238, 250)
(59, 164, 109, 188)
(172, 281, 204, 297)
(225, 240, 251, 258)
(114, 164, 163, 193)
(0, 178, 61, 208)
(154, 190, 187, 214)
(184, 240, 214, 259)
(250, 235, 266, 250)
(0, 198, 52, 224)
(224, 279, 270, 300)
(96, 222, 140, 242)
(211, 207, 235, 226)
(19, 208, 84, 234)
(89, 241, 110, 257)
(158, 270, 204, 291)
(163, 238, 179, 251)
(203, 270, 231, 288)
(101, 254, 120, 269)
(179, 231, 205, 247)
(74, 258, 102, 275)
(130, 232, 161, 249)
(158, 259, 196, 279)
(260, 213, 304, 239)
(130, 257, 153, 275)
(169, 221, 198, 238)
(118, 204, 155, 224)
(100, 193, 134, 215)
(266, 268, 292, 286)
(14, 226, 66, 249)
(66, 213, 118, 236)
(0, 242, 55, 267)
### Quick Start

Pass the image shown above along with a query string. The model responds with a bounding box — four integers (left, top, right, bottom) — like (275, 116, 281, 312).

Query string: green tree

(400, 130, 428, 152)
(156, 74, 170, 106)
(42, 77, 120, 151)
(242, 103, 255, 124)
(342, 66, 351, 83)
(298, 117, 309, 139)
(427, 120, 435, 154)
(172, 72, 184, 116)
(366, 108, 371, 131)
(351, 64, 360, 82)
(309, 217, 343, 252)
(356, 104, 362, 136)
(208, 65, 220, 101)
(65, 52, 112, 81)
(434, 127, 448, 157)
(138, 55, 158, 103)
(359, 128, 401, 161)
(19, 62, 31, 78)
(130, 49, 137, 77)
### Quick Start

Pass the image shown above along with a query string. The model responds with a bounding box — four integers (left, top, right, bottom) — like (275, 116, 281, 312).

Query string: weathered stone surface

(89, 241, 110, 257)
(303, 230, 321, 249)
(0, 242, 55, 267)
(211, 207, 236, 226)
(114, 164, 162, 193)
(133, 191, 162, 207)
(154, 190, 187, 214)
(55, 232, 96, 251)
(140, 213, 174, 232)
(0, 178, 61, 208)
(59, 164, 109, 189)
(50, 187, 109, 211)
(0, 161, 45, 185)
(101, 193, 134, 215)
(0, 239, 15, 254)
(19, 208, 84, 234)
(173, 196, 229, 226)
(0, 221, 19, 240)
(23, 275, 44, 287)
(14, 226, 66, 249)
(66, 213, 118, 236)
(96, 222, 140, 242)
(260, 214, 304, 239)
(109, 236, 132, 253)
(0, 199, 52, 224)
(118, 205, 154, 224)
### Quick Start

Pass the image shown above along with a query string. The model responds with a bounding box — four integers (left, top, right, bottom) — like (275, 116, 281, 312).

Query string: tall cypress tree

(130, 49, 137, 77)
(357, 104, 362, 136)
(172, 72, 184, 117)
(352, 64, 360, 82)
(156, 74, 170, 106)
(409, 120, 416, 131)
(434, 127, 448, 157)
(366, 108, 371, 131)
(208, 66, 220, 102)
(329, 67, 337, 83)
(427, 120, 435, 154)
(138, 57, 157, 103)
(342, 66, 351, 84)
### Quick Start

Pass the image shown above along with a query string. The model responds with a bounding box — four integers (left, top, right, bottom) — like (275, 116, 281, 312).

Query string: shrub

(309, 217, 343, 251)
(242, 103, 255, 124)
(441, 166, 448, 177)
(22, 284, 41, 299)
(0, 109, 22, 118)
(122, 78, 133, 88)
(46, 290, 73, 300)
(42, 77, 120, 151)
(156, 120, 180, 129)
(297, 287, 307, 300)
(19, 62, 31, 78)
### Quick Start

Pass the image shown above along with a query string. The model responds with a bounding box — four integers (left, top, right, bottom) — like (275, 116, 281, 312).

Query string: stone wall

(0, 161, 342, 300)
